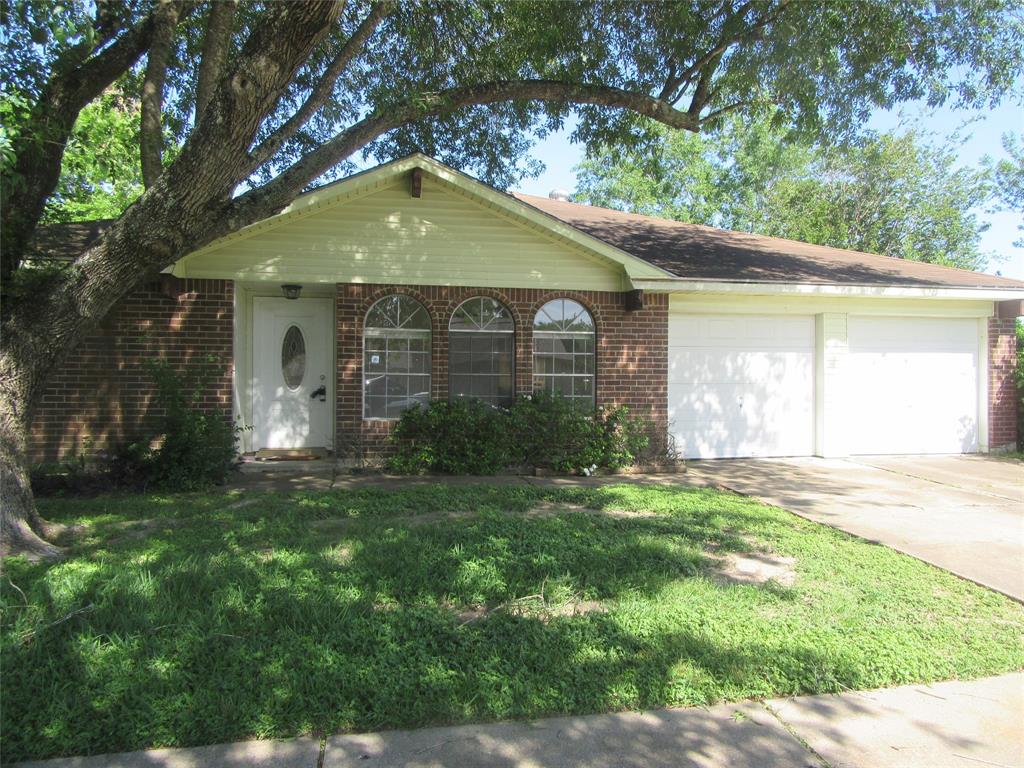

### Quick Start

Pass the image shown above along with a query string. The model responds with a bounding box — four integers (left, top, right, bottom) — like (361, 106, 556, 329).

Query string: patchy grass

(2, 484, 1022, 763)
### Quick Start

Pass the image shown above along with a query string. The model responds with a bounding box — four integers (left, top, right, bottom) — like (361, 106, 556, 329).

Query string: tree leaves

(575, 114, 994, 270)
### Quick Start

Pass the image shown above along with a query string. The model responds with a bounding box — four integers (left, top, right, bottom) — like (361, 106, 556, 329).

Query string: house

(29, 153, 1023, 463)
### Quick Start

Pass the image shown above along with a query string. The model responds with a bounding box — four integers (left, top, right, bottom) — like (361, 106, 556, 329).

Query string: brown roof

(513, 193, 1024, 290)
(26, 219, 116, 262)
(27, 192, 1024, 292)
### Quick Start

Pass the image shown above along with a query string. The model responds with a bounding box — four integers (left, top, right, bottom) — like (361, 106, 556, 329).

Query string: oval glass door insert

(281, 325, 306, 390)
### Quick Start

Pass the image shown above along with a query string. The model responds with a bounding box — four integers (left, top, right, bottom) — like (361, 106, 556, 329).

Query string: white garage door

(668, 314, 815, 459)
(847, 317, 979, 454)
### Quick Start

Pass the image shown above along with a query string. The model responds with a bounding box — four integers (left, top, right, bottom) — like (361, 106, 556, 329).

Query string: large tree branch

(245, 0, 392, 173)
(141, 1, 183, 189)
(0, 3, 196, 285)
(658, 0, 790, 107)
(235, 79, 702, 220)
(195, 0, 239, 122)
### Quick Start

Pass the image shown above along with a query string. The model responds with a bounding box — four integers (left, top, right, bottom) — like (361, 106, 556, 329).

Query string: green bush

(508, 393, 649, 474)
(29, 357, 239, 495)
(387, 392, 650, 475)
(141, 356, 240, 490)
(387, 399, 514, 475)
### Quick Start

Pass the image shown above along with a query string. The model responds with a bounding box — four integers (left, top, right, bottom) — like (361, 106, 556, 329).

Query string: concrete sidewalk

(16, 673, 1024, 767)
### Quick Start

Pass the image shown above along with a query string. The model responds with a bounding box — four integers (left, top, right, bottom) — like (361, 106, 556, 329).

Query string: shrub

(387, 399, 513, 475)
(387, 392, 650, 475)
(30, 358, 240, 495)
(141, 355, 240, 490)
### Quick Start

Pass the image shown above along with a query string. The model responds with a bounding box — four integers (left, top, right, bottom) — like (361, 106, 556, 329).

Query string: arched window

(449, 297, 515, 406)
(533, 298, 596, 407)
(363, 295, 431, 419)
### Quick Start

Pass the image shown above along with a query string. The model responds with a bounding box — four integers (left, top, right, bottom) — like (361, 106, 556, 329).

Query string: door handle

(310, 385, 326, 402)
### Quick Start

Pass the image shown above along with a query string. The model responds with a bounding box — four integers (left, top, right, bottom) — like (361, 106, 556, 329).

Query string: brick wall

(29, 279, 234, 463)
(335, 283, 668, 460)
(988, 316, 1019, 452)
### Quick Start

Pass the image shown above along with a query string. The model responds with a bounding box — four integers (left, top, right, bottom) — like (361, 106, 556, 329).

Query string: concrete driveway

(684, 455, 1024, 601)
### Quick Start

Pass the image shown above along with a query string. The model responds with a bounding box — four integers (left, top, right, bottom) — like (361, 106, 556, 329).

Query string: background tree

(992, 132, 1024, 248)
(2, 0, 1023, 558)
(576, 114, 994, 270)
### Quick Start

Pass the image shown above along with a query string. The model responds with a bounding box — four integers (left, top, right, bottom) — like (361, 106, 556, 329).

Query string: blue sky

(518, 100, 1024, 280)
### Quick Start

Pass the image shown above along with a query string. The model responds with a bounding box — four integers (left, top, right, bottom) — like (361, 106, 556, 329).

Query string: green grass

(2, 484, 1022, 763)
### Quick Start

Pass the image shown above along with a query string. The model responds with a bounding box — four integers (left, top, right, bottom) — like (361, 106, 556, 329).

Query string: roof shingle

(513, 193, 1024, 290)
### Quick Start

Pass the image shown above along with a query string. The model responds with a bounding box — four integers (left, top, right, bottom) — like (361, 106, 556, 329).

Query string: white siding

(177, 179, 626, 290)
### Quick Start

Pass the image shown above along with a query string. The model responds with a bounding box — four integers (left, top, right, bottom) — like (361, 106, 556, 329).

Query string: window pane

(366, 295, 430, 331)
(365, 375, 386, 397)
(281, 325, 306, 390)
(448, 303, 515, 405)
(532, 300, 595, 410)
(364, 295, 432, 418)
(449, 297, 513, 332)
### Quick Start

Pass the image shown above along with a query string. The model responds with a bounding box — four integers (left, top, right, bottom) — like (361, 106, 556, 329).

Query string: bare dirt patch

(310, 503, 658, 534)
(58, 517, 191, 547)
(526, 501, 658, 520)
(709, 550, 797, 587)
(449, 596, 608, 625)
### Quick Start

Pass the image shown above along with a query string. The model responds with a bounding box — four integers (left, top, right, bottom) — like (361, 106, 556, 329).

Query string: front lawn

(2, 484, 1022, 763)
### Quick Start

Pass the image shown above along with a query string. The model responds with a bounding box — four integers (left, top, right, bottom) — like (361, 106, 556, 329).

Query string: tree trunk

(0, 350, 63, 561)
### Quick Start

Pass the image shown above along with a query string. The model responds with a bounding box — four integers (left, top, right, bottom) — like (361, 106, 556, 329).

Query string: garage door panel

(668, 351, 812, 383)
(668, 314, 814, 459)
(847, 317, 979, 455)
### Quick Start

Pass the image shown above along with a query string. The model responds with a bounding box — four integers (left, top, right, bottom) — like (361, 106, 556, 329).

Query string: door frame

(234, 283, 336, 454)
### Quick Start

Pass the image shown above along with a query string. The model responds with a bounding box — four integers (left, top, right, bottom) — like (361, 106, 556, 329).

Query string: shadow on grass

(1, 484, 1019, 763)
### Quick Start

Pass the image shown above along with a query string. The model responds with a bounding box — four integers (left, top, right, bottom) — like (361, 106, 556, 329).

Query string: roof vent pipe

(548, 189, 571, 201)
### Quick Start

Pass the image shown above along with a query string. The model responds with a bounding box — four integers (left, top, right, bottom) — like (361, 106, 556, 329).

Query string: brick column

(988, 317, 1019, 452)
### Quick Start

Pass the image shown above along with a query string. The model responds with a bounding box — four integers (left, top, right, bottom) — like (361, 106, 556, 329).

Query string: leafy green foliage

(509, 393, 649, 473)
(993, 132, 1024, 248)
(3, 0, 1023, 196)
(576, 114, 994, 270)
(387, 393, 650, 475)
(2, 484, 1022, 762)
(387, 399, 515, 475)
(42, 91, 144, 223)
(138, 356, 240, 491)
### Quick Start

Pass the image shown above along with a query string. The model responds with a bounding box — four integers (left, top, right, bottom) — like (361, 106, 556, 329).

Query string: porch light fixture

(281, 284, 302, 300)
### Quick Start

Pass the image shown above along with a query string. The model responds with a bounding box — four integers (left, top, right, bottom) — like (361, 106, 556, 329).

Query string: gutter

(628, 278, 1024, 301)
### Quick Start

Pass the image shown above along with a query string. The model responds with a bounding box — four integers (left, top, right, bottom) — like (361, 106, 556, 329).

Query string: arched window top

(534, 299, 594, 334)
(450, 297, 514, 333)
(533, 298, 595, 408)
(366, 294, 430, 333)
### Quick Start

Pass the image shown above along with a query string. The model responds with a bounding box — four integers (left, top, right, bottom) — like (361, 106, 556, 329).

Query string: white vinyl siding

(177, 179, 626, 290)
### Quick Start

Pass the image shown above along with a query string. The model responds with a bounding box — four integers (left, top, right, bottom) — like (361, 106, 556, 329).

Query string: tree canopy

(992, 132, 1024, 247)
(575, 115, 995, 270)
(1, 0, 1023, 557)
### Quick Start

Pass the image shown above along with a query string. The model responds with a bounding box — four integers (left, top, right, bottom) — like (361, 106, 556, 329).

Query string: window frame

(362, 295, 432, 421)
(532, 298, 597, 409)
(447, 296, 516, 406)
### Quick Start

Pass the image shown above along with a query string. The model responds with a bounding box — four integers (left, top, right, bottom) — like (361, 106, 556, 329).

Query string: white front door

(846, 316, 979, 454)
(252, 297, 333, 450)
(668, 313, 815, 459)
